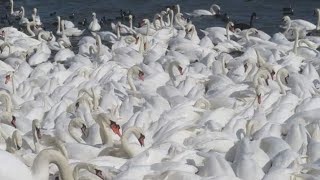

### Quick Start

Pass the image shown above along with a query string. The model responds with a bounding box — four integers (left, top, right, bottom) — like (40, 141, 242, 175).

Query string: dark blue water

(1, 0, 320, 35)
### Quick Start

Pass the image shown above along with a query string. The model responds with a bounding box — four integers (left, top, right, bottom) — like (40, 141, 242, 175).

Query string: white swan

(186, 4, 220, 17)
(19, 6, 29, 26)
(99, 126, 145, 158)
(89, 12, 101, 32)
(0, 149, 73, 180)
(72, 163, 104, 179)
(32, 8, 42, 26)
(9, 0, 21, 17)
(127, 65, 144, 92)
(61, 19, 85, 37)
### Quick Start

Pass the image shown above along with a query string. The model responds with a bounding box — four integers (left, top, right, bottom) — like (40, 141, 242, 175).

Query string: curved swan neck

(253, 69, 269, 87)
(169, 61, 180, 82)
(10, 0, 14, 14)
(68, 119, 85, 143)
(255, 49, 266, 67)
(175, 13, 185, 30)
(127, 66, 137, 92)
(138, 35, 145, 54)
(276, 68, 287, 94)
(73, 163, 92, 180)
(21, 7, 25, 17)
(121, 127, 143, 158)
(97, 116, 113, 146)
(27, 22, 36, 37)
(32, 149, 73, 180)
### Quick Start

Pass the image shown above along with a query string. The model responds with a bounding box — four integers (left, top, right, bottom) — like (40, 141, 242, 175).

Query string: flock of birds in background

(1, 0, 320, 179)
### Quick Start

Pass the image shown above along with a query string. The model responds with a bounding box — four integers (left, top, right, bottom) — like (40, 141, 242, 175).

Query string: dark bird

(234, 12, 257, 30)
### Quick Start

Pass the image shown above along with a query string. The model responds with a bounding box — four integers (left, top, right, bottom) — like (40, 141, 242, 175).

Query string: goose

(185, 4, 220, 17)
(89, 12, 101, 32)
(0, 149, 73, 180)
(234, 12, 258, 30)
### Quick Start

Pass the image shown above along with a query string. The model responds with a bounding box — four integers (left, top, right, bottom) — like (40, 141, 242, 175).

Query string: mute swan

(186, 4, 220, 17)
(32, 8, 42, 26)
(89, 12, 101, 32)
(0, 149, 73, 180)
(127, 65, 144, 92)
(72, 163, 104, 179)
(9, 0, 21, 17)
(286, 15, 316, 31)
(61, 19, 85, 37)
(19, 6, 29, 26)
(54, 40, 75, 62)
(0, 128, 22, 153)
(99, 126, 145, 158)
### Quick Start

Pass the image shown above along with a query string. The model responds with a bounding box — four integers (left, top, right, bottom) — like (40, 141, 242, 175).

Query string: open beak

(95, 169, 104, 179)
(36, 127, 41, 139)
(285, 75, 289, 84)
(110, 122, 122, 137)
(138, 133, 145, 147)
(5, 74, 10, 84)
(11, 116, 16, 128)
(257, 94, 262, 104)
(138, 70, 144, 81)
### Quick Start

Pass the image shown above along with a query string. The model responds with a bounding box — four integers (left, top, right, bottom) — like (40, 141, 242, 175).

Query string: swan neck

(138, 35, 145, 54)
(32, 149, 73, 180)
(21, 7, 25, 17)
(293, 30, 299, 54)
(27, 23, 36, 37)
(117, 24, 120, 39)
(10, 1, 13, 14)
(68, 120, 85, 143)
(127, 67, 137, 92)
(276, 69, 286, 94)
(284, 20, 291, 33)
(121, 127, 141, 158)
(226, 23, 230, 40)
(245, 30, 250, 43)
(169, 61, 179, 82)
(98, 119, 113, 146)
(170, 11, 174, 27)
(73, 163, 91, 180)
(57, 17, 61, 34)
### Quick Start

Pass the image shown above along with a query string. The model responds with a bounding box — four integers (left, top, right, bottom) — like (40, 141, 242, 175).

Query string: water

(1, 0, 319, 36)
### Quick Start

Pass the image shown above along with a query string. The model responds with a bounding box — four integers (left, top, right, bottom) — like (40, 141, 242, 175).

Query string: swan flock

(1, 1, 320, 180)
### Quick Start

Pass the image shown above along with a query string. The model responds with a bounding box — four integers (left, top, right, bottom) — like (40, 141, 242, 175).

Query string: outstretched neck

(317, 11, 320, 30)
(276, 69, 286, 94)
(32, 149, 73, 180)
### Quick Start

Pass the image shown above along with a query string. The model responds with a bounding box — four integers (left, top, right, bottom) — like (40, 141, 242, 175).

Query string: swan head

(33, 119, 42, 139)
(92, 12, 97, 18)
(128, 14, 133, 20)
(33, 8, 37, 14)
(227, 21, 235, 32)
(138, 133, 145, 147)
(130, 65, 145, 81)
(11, 116, 16, 128)
(12, 130, 22, 150)
(251, 12, 258, 19)
(71, 118, 87, 137)
(110, 120, 121, 137)
(85, 164, 104, 179)
(282, 16, 291, 23)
